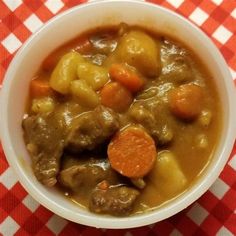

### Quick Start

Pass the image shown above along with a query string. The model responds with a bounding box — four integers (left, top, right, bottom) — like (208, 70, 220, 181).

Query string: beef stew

(22, 24, 221, 216)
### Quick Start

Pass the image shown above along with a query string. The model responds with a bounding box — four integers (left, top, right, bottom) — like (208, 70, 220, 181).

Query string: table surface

(0, 0, 235, 235)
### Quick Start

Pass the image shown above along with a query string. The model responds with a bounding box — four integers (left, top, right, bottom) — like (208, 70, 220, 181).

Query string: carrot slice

(169, 84, 203, 120)
(109, 64, 144, 93)
(30, 78, 53, 98)
(108, 126, 157, 178)
(100, 82, 133, 112)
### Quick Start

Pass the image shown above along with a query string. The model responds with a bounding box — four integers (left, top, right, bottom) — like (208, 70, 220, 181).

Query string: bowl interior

(1, 0, 235, 229)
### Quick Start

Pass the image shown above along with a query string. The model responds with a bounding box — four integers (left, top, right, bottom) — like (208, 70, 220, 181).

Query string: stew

(22, 23, 221, 216)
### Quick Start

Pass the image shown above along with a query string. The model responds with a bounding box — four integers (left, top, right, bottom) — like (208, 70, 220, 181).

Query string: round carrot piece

(169, 84, 203, 120)
(108, 126, 157, 178)
(109, 64, 144, 93)
(100, 82, 133, 112)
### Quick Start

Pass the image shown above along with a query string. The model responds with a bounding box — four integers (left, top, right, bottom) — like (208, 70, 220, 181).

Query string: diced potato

(50, 51, 84, 94)
(70, 80, 100, 108)
(196, 134, 208, 149)
(129, 103, 155, 123)
(131, 178, 146, 189)
(117, 30, 161, 77)
(31, 97, 55, 113)
(149, 151, 187, 196)
(26, 143, 37, 156)
(77, 62, 109, 91)
(198, 109, 212, 127)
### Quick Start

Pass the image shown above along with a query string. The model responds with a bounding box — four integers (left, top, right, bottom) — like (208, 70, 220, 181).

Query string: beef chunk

(161, 56, 192, 83)
(89, 186, 139, 216)
(66, 106, 119, 153)
(22, 113, 66, 187)
(129, 103, 173, 145)
(59, 156, 119, 191)
(59, 165, 103, 190)
(89, 34, 118, 55)
(161, 39, 193, 84)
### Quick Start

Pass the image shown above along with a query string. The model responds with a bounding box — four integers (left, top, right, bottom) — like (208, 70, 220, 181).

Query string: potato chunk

(31, 97, 55, 113)
(117, 30, 161, 77)
(50, 52, 84, 94)
(70, 80, 99, 108)
(198, 109, 212, 127)
(149, 151, 187, 196)
(77, 62, 109, 91)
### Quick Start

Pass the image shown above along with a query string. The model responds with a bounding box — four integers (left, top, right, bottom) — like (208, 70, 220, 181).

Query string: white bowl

(0, 0, 235, 229)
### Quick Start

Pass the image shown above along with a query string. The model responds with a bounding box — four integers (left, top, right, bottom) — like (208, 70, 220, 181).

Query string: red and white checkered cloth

(0, 0, 235, 235)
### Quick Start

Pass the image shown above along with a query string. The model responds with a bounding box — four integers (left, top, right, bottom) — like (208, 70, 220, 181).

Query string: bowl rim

(0, 0, 236, 229)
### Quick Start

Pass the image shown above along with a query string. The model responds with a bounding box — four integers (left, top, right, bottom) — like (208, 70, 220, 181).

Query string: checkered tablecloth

(0, 0, 236, 235)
